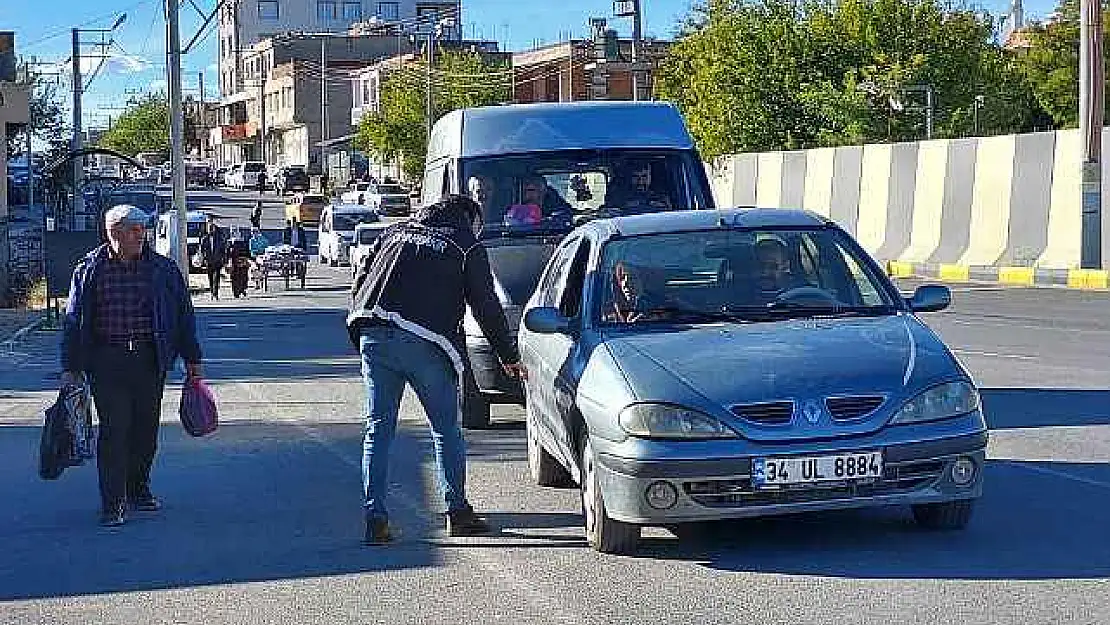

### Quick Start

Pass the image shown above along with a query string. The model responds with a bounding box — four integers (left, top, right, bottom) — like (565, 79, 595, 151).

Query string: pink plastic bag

(179, 379, 219, 437)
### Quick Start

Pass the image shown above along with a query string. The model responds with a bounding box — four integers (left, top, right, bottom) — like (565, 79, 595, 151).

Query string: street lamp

(973, 95, 985, 135)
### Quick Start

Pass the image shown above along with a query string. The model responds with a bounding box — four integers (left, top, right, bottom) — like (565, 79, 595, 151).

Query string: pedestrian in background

(283, 218, 306, 250)
(61, 204, 203, 527)
(199, 219, 227, 299)
(257, 169, 268, 197)
(347, 194, 526, 545)
(250, 200, 263, 230)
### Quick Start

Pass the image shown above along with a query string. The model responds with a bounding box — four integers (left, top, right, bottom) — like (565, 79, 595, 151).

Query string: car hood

(603, 314, 962, 441)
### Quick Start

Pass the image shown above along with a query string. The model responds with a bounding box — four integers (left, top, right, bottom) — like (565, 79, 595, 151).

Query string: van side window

(422, 165, 446, 207)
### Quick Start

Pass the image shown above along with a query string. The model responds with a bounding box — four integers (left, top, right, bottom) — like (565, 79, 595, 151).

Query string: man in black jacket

(347, 194, 525, 545)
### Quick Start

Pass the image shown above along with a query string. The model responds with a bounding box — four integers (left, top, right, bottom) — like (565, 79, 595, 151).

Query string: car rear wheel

(912, 500, 975, 530)
(525, 390, 573, 487)
(581, 436, 640, 555)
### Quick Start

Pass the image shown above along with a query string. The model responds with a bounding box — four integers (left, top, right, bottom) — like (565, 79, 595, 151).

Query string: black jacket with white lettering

(346, 207, 520, 373)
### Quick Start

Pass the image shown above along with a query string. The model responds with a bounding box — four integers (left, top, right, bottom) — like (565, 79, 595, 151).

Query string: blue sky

(3, 0, 1044, 129)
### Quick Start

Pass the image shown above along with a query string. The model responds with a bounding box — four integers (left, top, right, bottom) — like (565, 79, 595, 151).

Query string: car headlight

(618, 403, 738, 440)
(890, 381, 980, 425)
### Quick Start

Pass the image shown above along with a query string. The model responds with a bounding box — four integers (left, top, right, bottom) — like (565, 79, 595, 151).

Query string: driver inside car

(754, 238, 800, 303)
(606, 262, 670, 323)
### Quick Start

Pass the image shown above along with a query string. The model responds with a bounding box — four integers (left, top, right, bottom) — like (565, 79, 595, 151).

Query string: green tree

(656, 0, 1043, 158)
(98, 93, 170, 157)
(6, 66, 70, 166)
(1014, 0, 1110, 129)
(354, 50, 510, 181)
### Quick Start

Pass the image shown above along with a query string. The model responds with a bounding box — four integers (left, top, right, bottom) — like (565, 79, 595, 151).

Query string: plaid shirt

(93, 253, 154, 345)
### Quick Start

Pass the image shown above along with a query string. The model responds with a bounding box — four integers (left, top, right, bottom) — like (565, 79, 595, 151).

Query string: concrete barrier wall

(708, 128, 1110, 271)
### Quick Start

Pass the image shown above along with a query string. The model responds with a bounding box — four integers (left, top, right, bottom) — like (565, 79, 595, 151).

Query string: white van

(155, 210, 209, 273)
(423, 101, 716, 428)
(317, 203, 381, 266)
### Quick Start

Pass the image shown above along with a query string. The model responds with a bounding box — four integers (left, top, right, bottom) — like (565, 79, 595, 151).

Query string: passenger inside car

(754, 237, 802, 302)
(606, 160, 674, 214)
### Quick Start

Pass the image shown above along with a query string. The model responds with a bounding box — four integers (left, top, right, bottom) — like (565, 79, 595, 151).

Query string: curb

(886, 262, 1109, 290)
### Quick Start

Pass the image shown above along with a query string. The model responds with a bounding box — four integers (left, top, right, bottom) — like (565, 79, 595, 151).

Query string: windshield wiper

(634, 306, 755, 324)
(761, 302, 897, 318)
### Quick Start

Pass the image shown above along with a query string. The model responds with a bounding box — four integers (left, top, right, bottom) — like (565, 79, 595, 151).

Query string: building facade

(211, 32, 416, 169)
(511, 20, 670, 104)
(0, 31, 30, 305)
(218, 0, 460, 97)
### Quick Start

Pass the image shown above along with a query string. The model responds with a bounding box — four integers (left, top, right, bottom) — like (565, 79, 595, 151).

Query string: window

(317, 1, 339, 21)
(342, 1, 362, 20)
(558, 241, 592, 319)
(258, 0, 279, 20)
(377, 1, 399, 20)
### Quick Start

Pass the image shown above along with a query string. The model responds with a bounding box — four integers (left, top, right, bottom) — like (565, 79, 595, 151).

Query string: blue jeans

(359, 325, 468, 521)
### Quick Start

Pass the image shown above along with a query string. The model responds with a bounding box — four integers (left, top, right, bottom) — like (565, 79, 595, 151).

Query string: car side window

(540, 238, 580, 307)
(557, 241, 592, 319)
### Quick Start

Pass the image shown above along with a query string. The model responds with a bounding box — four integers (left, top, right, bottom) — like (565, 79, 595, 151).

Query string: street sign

(614, 0, 636, 17)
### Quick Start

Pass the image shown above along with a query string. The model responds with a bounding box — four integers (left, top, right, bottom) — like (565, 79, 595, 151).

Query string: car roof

(580, 208, 834, 241)
(428, 101, 695, 161)
(354, 222, 389, 231)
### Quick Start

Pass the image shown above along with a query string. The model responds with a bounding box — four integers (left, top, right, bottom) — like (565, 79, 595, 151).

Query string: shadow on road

(0, 421, 446, 601)
(981, 388, 1110, 428)
(634, 458, 1110, 580)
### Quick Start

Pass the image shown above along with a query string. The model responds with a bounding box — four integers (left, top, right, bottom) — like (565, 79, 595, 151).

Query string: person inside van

(503, 176, 544, 226)
(467, 175, 496, 213)
(609, 160, 673, 214)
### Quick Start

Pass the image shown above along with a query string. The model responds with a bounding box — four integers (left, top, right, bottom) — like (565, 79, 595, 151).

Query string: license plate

(753, 451, 883, 488)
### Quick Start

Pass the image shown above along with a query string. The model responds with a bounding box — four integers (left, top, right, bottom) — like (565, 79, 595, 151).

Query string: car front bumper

(593, 431, 988, 525)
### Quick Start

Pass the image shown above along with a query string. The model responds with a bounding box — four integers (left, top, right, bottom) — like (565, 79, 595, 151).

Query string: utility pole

(613, 0, 644, 101)
(198, 71, 206, 161)
(257, 78, 266, 164)
(71, 29, 83, 223)
(1080, 0, 1104, 269)
(426, 27, 435, 139)
(166, 0, 188, 275)
(320, 37, 328, 180)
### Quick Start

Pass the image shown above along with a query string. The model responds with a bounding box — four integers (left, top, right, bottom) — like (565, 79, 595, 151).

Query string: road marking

(947, 318, 1110, 335)
(951, 348, 1038, 361)
(295, 421, 593, 625)
(1005, 461, 1110, 490)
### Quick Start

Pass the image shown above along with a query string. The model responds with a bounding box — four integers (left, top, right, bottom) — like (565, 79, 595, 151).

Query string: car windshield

(244, 162, 264, 172)
(461, 149, 708, 238)
(186, 222, 204, 238)
(333, 212, 378, 231)
(375, 184, 405, 195)
(597, 227, 898, 325)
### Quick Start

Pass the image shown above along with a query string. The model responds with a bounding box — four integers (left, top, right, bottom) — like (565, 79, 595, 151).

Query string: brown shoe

(446, 506, 491, 537)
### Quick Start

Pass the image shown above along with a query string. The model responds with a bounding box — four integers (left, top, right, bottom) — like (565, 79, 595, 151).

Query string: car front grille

(731, 401, 794, 425)
(825, 395, 886, 421)
(682, 458, 946, 508)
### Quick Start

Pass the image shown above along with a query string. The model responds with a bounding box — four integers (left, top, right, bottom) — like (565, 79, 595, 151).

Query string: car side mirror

(524, 307, 572, 334)
(906, 285, 951, 313)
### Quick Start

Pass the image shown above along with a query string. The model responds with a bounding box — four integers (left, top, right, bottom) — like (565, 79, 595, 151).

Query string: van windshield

(187, 222, 204, 238)
(461, 149, 710, 239)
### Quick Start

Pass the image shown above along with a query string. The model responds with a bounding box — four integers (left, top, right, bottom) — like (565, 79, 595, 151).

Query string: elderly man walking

(61, 205, 204, 527)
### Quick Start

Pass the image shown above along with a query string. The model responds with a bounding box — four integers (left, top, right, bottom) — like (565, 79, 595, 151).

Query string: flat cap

(104, 204, 150, 228)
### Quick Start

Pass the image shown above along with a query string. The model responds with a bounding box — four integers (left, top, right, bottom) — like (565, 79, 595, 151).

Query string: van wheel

(912, 500, 975, 530)
(581, 436, 640, 555)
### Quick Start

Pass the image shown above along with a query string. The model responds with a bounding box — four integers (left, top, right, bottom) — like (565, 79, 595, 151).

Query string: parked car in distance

(275, 165, 310, 195)
(361, 182, 411, 216)
(154, 210, 209, 273)
(285, 192, 327, 225)
(348, 222, 392, 278)
(318, 203, 381, 266)
(224, 163, 243, 188)
(340, 180, 373, 205)
(518, 207, 987, 555)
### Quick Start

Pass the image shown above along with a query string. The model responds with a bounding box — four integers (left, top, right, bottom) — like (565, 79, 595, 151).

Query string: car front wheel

(581, 436, 640, 555)
(912, 500, 975, 530)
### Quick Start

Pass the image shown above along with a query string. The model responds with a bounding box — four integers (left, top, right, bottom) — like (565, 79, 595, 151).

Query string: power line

(21, 0, 157, 50)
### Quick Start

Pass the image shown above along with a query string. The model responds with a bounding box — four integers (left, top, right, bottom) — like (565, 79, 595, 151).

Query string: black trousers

(207, 264, 223, 298)
(89, 344, 166, 510)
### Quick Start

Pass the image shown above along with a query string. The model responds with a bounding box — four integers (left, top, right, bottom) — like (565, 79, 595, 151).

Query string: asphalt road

(0, 267, 1106, 624)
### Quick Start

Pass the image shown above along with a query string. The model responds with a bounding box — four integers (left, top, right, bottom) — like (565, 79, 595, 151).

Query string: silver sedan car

(519, 209, 988, 555)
